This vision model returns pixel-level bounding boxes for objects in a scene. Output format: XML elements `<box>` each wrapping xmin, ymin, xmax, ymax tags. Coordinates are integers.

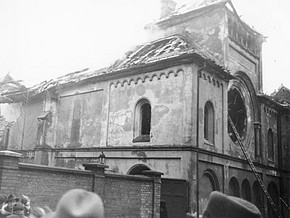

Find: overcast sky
<box><xmin>0</xmin><ymin>0</ymin><xmax>289</xmax><ymax>94</ymax></box>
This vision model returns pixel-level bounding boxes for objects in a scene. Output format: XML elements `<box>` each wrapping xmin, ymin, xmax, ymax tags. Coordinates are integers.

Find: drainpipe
<box><xmin>196</xmin><ymin>62</ymin><xmax>206</xmax><ymax>218</ymax></box>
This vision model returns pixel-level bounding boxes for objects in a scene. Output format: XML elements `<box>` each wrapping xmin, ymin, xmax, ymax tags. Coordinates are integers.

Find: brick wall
<box><xmin>0</xmin><ymin>151</ymin><xmax>161</xmax><ymax>218</ymax></box>
<box><xmin>17</xmin><ymin>164</ymin><xmax>93</xmax><ymax>208</ymax></box>
<box><xmin>103</xmin><ymin>174</ymin><xmax>153</xmax><ymax>218</ymax></box>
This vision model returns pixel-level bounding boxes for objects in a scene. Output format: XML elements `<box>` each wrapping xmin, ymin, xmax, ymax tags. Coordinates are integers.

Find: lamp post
<box><xmin>98</xmin><ymin>151</ymin><xmax>106</xmax><ymax>164</ymax></box>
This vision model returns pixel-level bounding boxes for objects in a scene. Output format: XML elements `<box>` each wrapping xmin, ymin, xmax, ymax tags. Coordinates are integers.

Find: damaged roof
<box><xmin>0</xmin><ymin>35</ymin><xmax>231</xmax><ymax>103</ymax></box>
<box><xmin>271</xmin><ymin>85</ymin><xmax>290</xmax><ymax>105</ymax></box>
<box><xmin>109</xmin><ymin>36</ymin><xmax>191</xmax><ymax>71</ymax></box>
<box><xmin>108</xmin><ymin>35</ymin><xmax>231</xmax><ymax>75</ymax></box>
<box><xmin>160</xmin><ymin>0</ymin><xmax>228</xmax><ymax>20</ymax></box>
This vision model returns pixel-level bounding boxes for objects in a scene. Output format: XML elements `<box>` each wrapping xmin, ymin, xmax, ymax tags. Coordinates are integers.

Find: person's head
<box><xmin>0</xmin><ymin>194</ymin><xmax>7</xmax><ymax>206</ymax></box>
<box><xmin>28</xmin><ymin>206</ymin><xmax>52</xmax><ymax>218</ymax></box>
<box><xmin>6</xmin><ymin>194</ymin><xmax>18</xmax><ymax>208</ymax></box>
<box><xmin>43</xmin><ymin>189</ymin><xmax>104</xmax><ymax>218</ymax></box>
<box><xmin>203</xmin><ymin>191</ymin><xmax>261</xmax><ymax>218</ymax></box>
<box><xmin>20</xmin><ymin>194</ymin><xmax>30</xmax><ymax>206</ymax></box>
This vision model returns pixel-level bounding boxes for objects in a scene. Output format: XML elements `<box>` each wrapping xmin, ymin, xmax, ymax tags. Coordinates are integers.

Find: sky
<box><xmin>0</xmin><ymin>0</ymin><xmax>289</xmax><ymax>94</ymax></box>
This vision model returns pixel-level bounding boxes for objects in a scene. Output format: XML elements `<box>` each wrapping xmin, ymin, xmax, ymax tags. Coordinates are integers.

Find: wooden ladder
<box><xmin>228</xmin><ymin>116</ymin><xmax>282</xmax><ymax>218</ymax></box>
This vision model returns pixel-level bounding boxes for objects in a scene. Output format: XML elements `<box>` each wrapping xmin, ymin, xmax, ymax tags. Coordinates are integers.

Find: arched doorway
<box><xmin>241</xmin><ymin>179</ymin><xmax>251</xmax><ymax>202</ymax></box>
<box><xmin>127</xmin><ymin>164</ymin><xmax>150</xmax><ymax>175</ymax></box>
<box><xmin>229</xmin><ymin>177</ymin><xmax>240</xmax><ymax>197</ymax></box>
<box><xmin>253</xmin><ymin>181</ymin><xmax>263</xmax><ymax>214</ymax></box>
<box><xmin>267</xmin><ymin>181</ymin><xmax>279</xmax><ymax>218</ymax></box>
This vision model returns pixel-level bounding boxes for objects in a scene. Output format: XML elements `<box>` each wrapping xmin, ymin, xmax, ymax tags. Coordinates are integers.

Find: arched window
<box><xmin>204</xmin><ymin>101</ymin><xmax>214</xmax><ymax>144</ymax></box>
<box><xmin>268</xmin><ymin>129</ymin><xmax>274</xmax><ymax>161</ymax></box>
<box><xmin>133</xmin><ymin>99</ymin><xmax>151</xmax><ymax>142</ymax></box>
<box><xmin>267</xmin><ymin>182</ymin><xmax>279</xmax><ymax>218</ymax></box>
<box><xmin>199</xmin><ymin>170</ymin><xmax>219</xmax><ymax>213</ymax></box>
<box><xmin>253</xmin><ymin>181</ymin><xmax>263</xmax><ymax>213</ymax></box>
<box><xmin>241</xmin><ymin>179</ymin><xmax>251</xmax><ymax>202</ymax></box>
<box><xmin>229</xmin><ymin>177</ymin><xmax>240</xmax><ymax>197</ymax></box>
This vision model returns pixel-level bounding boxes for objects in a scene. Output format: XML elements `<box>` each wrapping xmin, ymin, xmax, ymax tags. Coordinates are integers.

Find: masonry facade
<box><xmin>0</xmin><ymin>1</ymin><xmax>289</xmax><ymax>218</ymax></box>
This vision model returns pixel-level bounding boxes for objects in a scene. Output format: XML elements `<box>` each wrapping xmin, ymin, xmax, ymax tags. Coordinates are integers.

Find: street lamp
<box><xmin>98</xmin><ymin>151</ymin><xmax>106</xmax><ymax>164</ymax></box>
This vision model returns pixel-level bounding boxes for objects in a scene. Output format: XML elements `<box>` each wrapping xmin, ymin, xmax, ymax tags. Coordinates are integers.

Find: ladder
<box><xmin>228</xmin><ymin>116</ymin><xmax>282</xmax><ymax>218</ymax></box>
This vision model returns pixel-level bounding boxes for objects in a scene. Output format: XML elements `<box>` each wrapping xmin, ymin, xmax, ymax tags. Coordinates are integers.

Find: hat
<box><xmin>0</xmin><ymin>194</ymin><xmax>7</xmax><ymax>205</ymax></box>
<box><xmin>44</xmin><ymin>189</ymin><xmax>104</xmax><ymax>218</ymax></box>
<box><xmin>203</xmin><ymin>191</ymin><xmax>261</xmax><ymax>218</ymax></box>
<box><xmin>20</xmin><ymin>194</ymin><xmax>30</xmax><ymax>205</ymax></box>
<box><xmin>6</xmin><ymin>194</ymin><xmax>18</xmax><ymax>203</ymax></box>
<box><xmin>30</xmin><ymin>206</ymin><xmax>48</xmax><ymax>218</ymax></box>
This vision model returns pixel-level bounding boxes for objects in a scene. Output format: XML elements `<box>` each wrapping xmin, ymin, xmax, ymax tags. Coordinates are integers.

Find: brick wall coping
<box><xmin>0</xmin><ymin>150</ymin><xmax>22</xmax><ymax>157</ymax></box>
<box><xmin>105</xmin><ymin>171</ymin><xmax>154</xmax><ymax>182</ymax></box>
<box><xmin>19</xmin><ymin>163</ymin><xmax>94</xmax><ymax>175</ymax></box>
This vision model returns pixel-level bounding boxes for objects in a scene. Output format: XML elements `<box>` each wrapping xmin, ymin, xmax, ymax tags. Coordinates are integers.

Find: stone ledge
<box><xmin>19</xmin><ymin>163</ymin><xmax>94</xmax><ymax>175</ymax></box>
<box><xmin>0</xmin><ymin>150</ymin><xmax>22</xmax><ymax>157</ymax></box>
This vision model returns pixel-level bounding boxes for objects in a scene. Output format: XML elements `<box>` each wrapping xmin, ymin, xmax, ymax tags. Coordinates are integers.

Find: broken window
<box><xmin>204</xmin><ymin>101</ymin><xmax>215</xmax><ymax>144</ymax></box>
<box><xmin>228</xmin><ymin>88</ymin><xmax>247</xmax><ymax>142</ymax></box>
<box><xmin>133</xmin><ymin>99</ymin><xmax>151</xmax><ymax>142</ymax></box>
<box><xmin>267</xmin><ymin>128</ymin><xmax>274</xmax><ymax>161</ymax></box>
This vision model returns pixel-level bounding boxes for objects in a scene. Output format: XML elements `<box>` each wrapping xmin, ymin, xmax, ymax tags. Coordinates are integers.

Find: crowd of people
<box><xmin>0</xmin><ymin>193</ymin><xmax>31</xmax><ymax>218</ymax></box>
<box><xmin>0</xmin><ymin>189</ymin><xmax>104</xmax><ymax>218</ymax></box>
<box><xmin>0</xmin><ymin>189</ymin><xmax>261</xmax><ymax>218</ymax></box>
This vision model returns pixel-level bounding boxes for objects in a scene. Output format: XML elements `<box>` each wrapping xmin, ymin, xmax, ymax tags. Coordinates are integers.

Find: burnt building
<box><xmin>0</xmin><ymin>1</ymin><xmax>289</xmax><ymax>217</ymax></box>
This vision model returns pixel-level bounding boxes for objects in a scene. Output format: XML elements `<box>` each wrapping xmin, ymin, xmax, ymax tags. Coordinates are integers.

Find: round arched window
<box><xmin>228</xmin><ymin>88</ymin><xmax>247</xmax><ymax>142</ymax></box>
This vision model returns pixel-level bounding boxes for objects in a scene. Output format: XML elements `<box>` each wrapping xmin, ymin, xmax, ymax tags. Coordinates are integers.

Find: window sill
<box><xmin>133</xmin><ymin>135</ymin><xmax>150</xmax><ymax>143</ymax></box>
<box><xmin>204</xmin><ymin>139</ymin><xmax>215</xmax><ymax>147</ymax></box>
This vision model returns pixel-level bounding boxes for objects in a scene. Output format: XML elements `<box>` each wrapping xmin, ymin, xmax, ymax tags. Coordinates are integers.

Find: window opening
<box><xmin>229</xmin><ymin>177</ymin><xmax>240</xmax><ymax>197</ymax></box>
<box><xmin>141</xmin><ymin>103</ymin><xmax>151</xmax><ymax>135</ymax></box>
<box><xmin>241</xmin><ymin>179</ymin><xmax>251</xmax><ymax>202</ymax></box>
<box><xmin>268</xmin><ymin>129</ymin><xmax>274</xmax><ymax>161</ymax></box>
<box><xmin>228</xmin><ymin>88</ymin><xmax>247</xmax><ymax>142</ymax></box>
<box><xmin>267</xmin><ymin>182</ymin><xmax>279</xmax><ymax>218</ymax></box>
<box><xmin>133</xmin><ymin>99</ymin><xmax>151</xmax><ymax>142</ymax></box>
<box><xmin>253</xmin><ymin>181</ymin><xmax>263</xmax><ymax>213</ymax></box>
<box><xmin>204</xmin><ymin>101</ymin><xmax>214</xmax><ymax>144</ymax></box>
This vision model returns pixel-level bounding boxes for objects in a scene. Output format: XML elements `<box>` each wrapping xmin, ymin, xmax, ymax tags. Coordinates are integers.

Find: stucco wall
<box><xmin>108</xmin><ymin>65</ymin><xmax>193</xmax><ymax>147</ymax></box>
<box><xmin>147</xmin><ymin>8</ymin><xmax>226</xmax><ymax>67</ymax></box>
<box><xmin>7</xmin><ymin>99</ymin><xmax>43</xmax><ymax>150</ymax></box>
<box><xmin>227</xmin><ymin>43</ymin><xmax>261</xmax><ymax>92</ymax></box>
<box><xmin>260</xmin><ymin>104</ymin><xmax>278</xmax><ymax>167</ymax></box>
<box><xmin>54</xmin><ymin>83</ymin><xmax>108</xmax><ymax>148</ymax></box>
<box><xmin>198</xmin><ymin>70</ymin><xmax>227</xmax><ymax>153</ymax></box>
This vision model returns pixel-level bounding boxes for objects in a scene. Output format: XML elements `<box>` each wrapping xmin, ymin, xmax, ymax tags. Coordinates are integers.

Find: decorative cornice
<box><xmin>110</xmin><ymin>68</ymin><xmax>184</xmax><ymax>88</ymax></box>
<box><xmin>199</xmin><ymin>70</ymin><xmax>223</xmax><ymax>88</ymax></box>
<box><xmin>264</xmin><ymin>105</ymin><xmax>277</xmax><ymax>117</ymax></box>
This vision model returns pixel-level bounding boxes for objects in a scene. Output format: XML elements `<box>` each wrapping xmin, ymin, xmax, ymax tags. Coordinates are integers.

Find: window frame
<box><xmin>267</xmin><ymin>128</ymin><xmax>274</xmax><ymax>161</ymax></box>
<box><xmin>204</xmin><ymin>101</ymin><xmax>215</xmax><ymax>145</ymax></box>
<box><xmin>133</xmin><ymin>98</ymin><xmax>151</xmax><ymax>142</ymax></box>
